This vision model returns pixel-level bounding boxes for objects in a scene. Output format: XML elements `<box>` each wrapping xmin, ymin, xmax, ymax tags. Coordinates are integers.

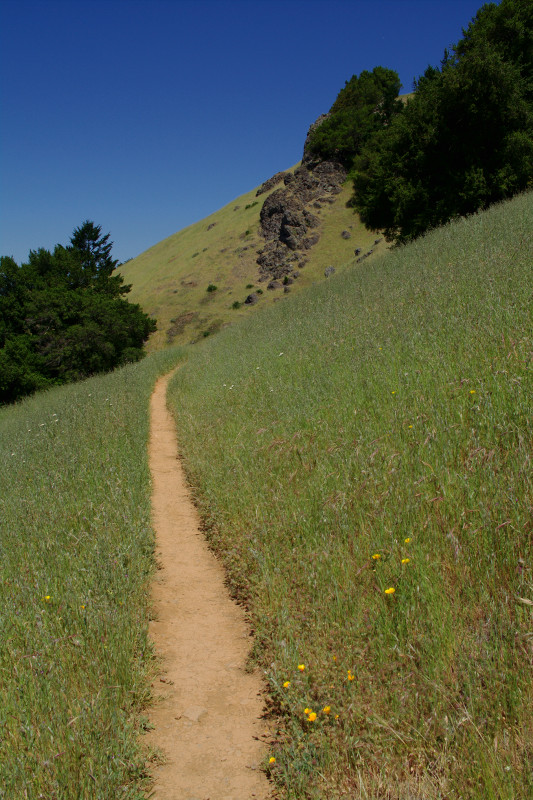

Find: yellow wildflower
<box><xmin>401</xmin><ymin>558</ymin><xmax>410</xmax><ymax>564</ymax></box>
<box><xmin>404</xmin><ymin>537</ymin><xmax>412</xmax><ymax>543</ymax></box>
<box><xmin>307</xmin><ymin>712</ymin><xmax>317</xmax><ymax>722</ymax></box>
<box><xmin>322</xmin><ymin>706</ymin><xmax>331</xmax><ymax>715</ymax></box>
<box><xmin>372</xmin><ymin>553</ymin><xmax>381</xmax><ymax>560</ymax></box>
<box><xmin>43</xmin><ymin>595</ymin><xmax>51</xmax><ymax>602</ymax></box>
<box><xmin>347</xmin><ymin>670</ymin><xmax>355</xmax><ymax>681</ymax></box>
<box><xmin>283</xmin><ymin>681</ymin><xmax>290</xmax><ymax>688</ymax></box>
<box><xmin>269</xmin><ymin>756</ymin><xmax>276</xmax><ymax>764</ymax></box>
<box><xmin>385</xmin><ymin>587</ymin><xmax>395</xmax><ymax>595</ymax></box>
<box><xmin>304</xmin><ymin>707</ymin><xmax>311</xmax><ymax>715</ymax></box>
<box><xmin>470</xmin><ymin>390</ymin><xmax>476</xmax><ymax>394</ymax></box>
<box><xmin>298</xmin><ymin>664</ymin><xmax>305</xmax><ymax>671</ymax></box>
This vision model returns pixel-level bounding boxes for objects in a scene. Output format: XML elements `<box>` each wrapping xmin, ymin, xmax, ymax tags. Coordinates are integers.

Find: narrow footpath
<box><xmin>146</xmin><ymin>372</ymin><xmax>271</xmax><ymax>800</ymax></box>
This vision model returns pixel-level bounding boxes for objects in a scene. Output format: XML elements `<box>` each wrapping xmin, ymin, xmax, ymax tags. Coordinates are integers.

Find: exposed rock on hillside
<box><xmin>256</xmin><ymin>171</ymin><xmax>291</xmax><ymax>196</ymax></box>
<box><xmin>256</xmin><ymin>127</ymin><xmax>346</xmax><ymax>284</ymax></box>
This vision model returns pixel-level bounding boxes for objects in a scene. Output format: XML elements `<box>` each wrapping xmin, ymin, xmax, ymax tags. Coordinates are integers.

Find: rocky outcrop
<box><xmin>255</xmin><ymin>153</ymin><xmax>346</xmax><ymax>283</ymax></box>
<box><xmin>256</xmin><ymin>171</ymin><xmax>291</xmax><ymax>196</ymax></box>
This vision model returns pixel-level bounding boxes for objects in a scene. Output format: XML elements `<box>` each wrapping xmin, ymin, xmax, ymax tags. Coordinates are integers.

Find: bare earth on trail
<box><xmin>146</xmin><ymin>373</ymin><xmax>272</xmax><ymax>800</ymax></box>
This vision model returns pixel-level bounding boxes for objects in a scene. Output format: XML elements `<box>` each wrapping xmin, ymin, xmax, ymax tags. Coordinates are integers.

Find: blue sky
<box><xmin>1</xmin><ymin>0</ymin><xmax>486</xmax><ymax>264</ymax></box>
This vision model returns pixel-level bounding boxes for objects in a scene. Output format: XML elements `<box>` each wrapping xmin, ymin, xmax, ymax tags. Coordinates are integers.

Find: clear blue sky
<box><xmin>1</xmin><ymin>0</ymin><xmax>486</xmax><ymax>265</ymax></box>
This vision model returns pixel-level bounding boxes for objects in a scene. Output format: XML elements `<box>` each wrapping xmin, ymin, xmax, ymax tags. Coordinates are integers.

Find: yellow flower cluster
<box><xmin>283</xmin><ymin>664</ymin><xmax>338</xmax><ymax>729</ymax></box>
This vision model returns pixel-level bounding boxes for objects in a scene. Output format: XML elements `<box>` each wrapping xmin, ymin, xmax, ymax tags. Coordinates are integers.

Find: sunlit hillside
<box><xmin>167</xmin><ymin>190</ymin><xmax>533</xmax><ymax>799</ymax></box>
<box><xmin>119</xmin><ymin>167</ymin><xmax>387</xmax><ymax>351</ymax></box>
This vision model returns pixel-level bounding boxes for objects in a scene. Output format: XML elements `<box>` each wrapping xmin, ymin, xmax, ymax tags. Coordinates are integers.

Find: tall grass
<box><xmin>0</xmin><ymin>348</ymin><xmax>183</xmax><ymax>799</ymax></box>
<box><xmin>167</xmin><ymin>192</ymin><xmax>533</xmax><ymax>799</ymax></box>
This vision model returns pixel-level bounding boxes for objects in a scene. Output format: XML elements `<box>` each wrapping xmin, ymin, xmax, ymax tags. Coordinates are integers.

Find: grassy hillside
<box><xmin>119</xmin><ymin>168</ymin><xmax>387</xmax><ymax>351</ymax></box>
<box><xmin>3</xmin><ymin>185</ymin><xmax>531</xmax><ymax>799</ymax></box>
<box><xmin>167</xmin><ymin>191</ymin><xmax>533</xmax><ymax>799</ymax></box>
<box><xmin>0</xmin><ymin>347</ymin><xmax>183</xmax><ymax>799</ymax></box>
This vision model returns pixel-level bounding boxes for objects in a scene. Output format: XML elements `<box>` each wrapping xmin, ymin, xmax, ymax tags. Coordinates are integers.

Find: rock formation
<box><xmin>255</xmin><ymin>116</ymin><xmax>346</xmax><ymax>285</ymax></box>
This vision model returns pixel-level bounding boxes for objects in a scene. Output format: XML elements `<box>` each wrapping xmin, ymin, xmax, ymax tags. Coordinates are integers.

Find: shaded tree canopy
<box><xmin>306</xmin><ymin>66</ymin><xmax>403</xmax><ymax>168</ymax></box>
<box><xmin>0</xmin><ymin>223</ymin><xmax>156</xmax><ymax>404</ymax></box>
<box><xmin>351</xmin><ymin>0</ymin><xmax>533</xmax><ymax>242</ymax></box>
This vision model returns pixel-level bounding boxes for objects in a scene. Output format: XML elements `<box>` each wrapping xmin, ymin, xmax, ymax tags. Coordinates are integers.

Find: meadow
<box><xmin>1</xmin><ymin>190</ymin><xmax>531</xmax><ymax>800</ymax></box>
<box><xmin>167</xmin><ymin>191</ymin><xmax>533</xmax><ymax>799</ymax></box>
<box><xmin>0</xmin><ymin>347</ymin><xmax>183</xmax><ymax>799</ymax></box>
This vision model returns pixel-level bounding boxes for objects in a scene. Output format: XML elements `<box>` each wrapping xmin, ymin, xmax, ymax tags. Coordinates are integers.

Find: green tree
<box><xmin>456</xmin><ymin>0</ymin><xmax>533</xmax><ymax>99</ymax></box>
<box><xmin>306</xmin><ymin>66</ymin><xmax>403</xmax><ymax>168</ymax></box>
<box><xmin>68</xmin><ymin>220</ymin><xmax>131</xmax><ymax>296</ymax></box>
<box><xmin>352</xmin><ymin>0</ymin><xmax>533</xmax><ymax>242</ymax></box>
<box><xmin>0</xmin><ymin>224</ymin><xmax>155</xmax><ymax>405</ymax></box>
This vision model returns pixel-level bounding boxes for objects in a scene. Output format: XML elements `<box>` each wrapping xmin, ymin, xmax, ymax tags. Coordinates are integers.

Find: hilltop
<box><xmin>119</xmin><ymin>67</ymin><xmax>407</xmax><ymax>350</ymax></box>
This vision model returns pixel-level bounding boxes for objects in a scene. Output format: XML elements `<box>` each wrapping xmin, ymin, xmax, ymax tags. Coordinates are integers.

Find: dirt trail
<box><xmin>146</xmin><ymin>372</ymin><xmax>271</xmax><ymax>800</ymax></box>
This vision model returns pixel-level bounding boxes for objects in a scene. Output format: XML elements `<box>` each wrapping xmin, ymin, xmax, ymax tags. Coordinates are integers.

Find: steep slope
<box><xmin>119</xmin><ymin>165</ymin><xmax>387</xmax><ymax>351</ymax></box>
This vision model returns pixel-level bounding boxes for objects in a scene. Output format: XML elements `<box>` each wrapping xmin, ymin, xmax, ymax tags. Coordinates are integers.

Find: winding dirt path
<box><xmin>146</xmin><ymin>372</ymin><xmax>271</xmax><ymax>800</ymax></box>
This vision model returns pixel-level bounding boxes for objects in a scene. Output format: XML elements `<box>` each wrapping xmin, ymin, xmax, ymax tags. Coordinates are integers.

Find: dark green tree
<box><xmin>68</xmin><ymin>220</ymin><xmax>131</xmax><ymax>296</ymax></box>
<box><xmin>0</xmin><ymin>224</ymin><xmax>155</xmax><ymax>405</ymax></box>
<box><xmin>306</xmin><ymin>66</ymin><xmax>403</xmax><ymax>168</ymax></box>
<box><xmin>352</xmin><ymin>0</ymin><xmax>533</xmax><ymax>242</ymax></box>
<box><xmin>455</xmin><ymin>0</ymin><xmax>533</xmax><ymax>99</ymax></box>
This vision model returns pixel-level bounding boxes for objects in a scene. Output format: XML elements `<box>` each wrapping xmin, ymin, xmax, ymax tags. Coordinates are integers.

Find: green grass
<box><xmin>2</xmin><ymin>189</ymin><xmax>531</xmax><ymax>798</ymax></box>
<box><xmin>167</xmin><ymin>191</ymin><xmax>533</xmax><ymax>799</ymax></box>
<box><xmin>0</xmin><ymin>347</ymin><xmax>183</xmax><ymax>799</ymax></box>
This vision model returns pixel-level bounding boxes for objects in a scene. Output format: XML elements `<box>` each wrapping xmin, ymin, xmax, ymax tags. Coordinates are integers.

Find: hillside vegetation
<box><xmin>0</xmin><ymin>346</ymin><xmax>182</xmax><ymax>799</ymax></box>
<box><xmin>0</xmin><ymin>222</ymin><xmax>156</xmax><ymax>405</ymax></box>
<box><xmin>353</xmin><ymin>0</ymin><xmax>533</xmax><ymax>242</ymax></box>
<box><xmin>119</xmin><ymin>171</ymin><xmax>387</xmax><ymax>351</ymax></box>
<box><xmin>167</xmin><ymin>191</ymin><xmax>533</xmax><ymax>799</ymax></box>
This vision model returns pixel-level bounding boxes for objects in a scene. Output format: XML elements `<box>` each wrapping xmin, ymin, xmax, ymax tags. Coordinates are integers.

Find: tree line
<box><xmin>307</xmin><ymin>0</ymin><xmax>533</xmax><ymax>243</ymax></box>
<box><xmin>0</xmin><ymin>222</ymin><xmax>156</xmax><ymax>405</ymax></box>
